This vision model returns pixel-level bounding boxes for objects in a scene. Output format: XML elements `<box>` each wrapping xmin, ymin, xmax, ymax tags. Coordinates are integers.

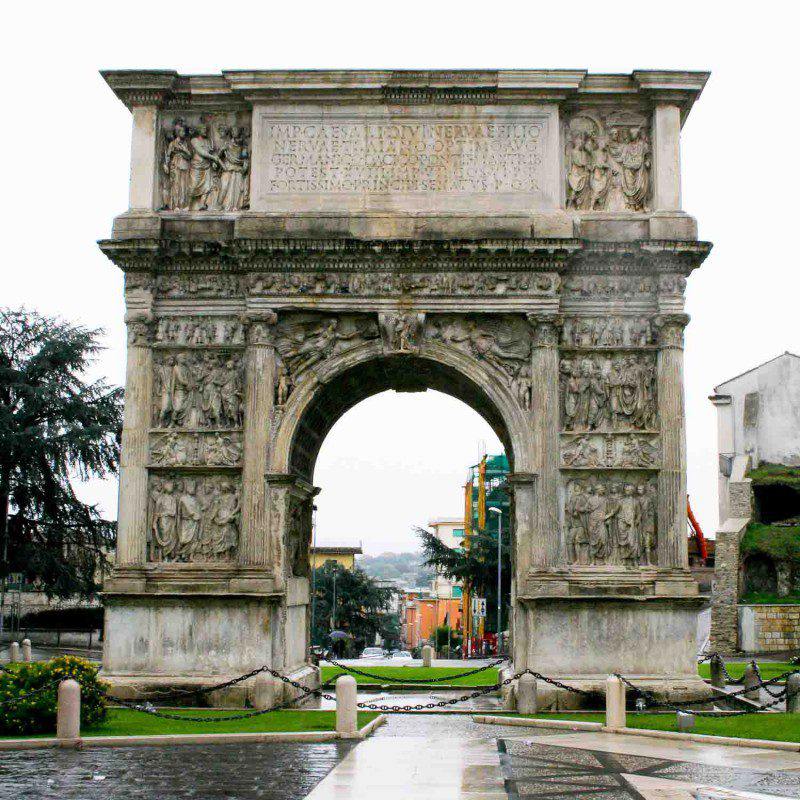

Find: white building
<box><xmin>427</xmin><ymin>518</ymin><xmax>465</xmax><ymax>599</ymax></box>
<box><xmin>710</xmin><ymin>352</ymin><xmax>800</xmax><ymax>524</ymax></box>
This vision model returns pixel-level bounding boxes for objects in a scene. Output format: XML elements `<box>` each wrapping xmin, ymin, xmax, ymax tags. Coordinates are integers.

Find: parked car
<box><xmin>359</xmin><ymin>647</ymin><xmax>385</xmax><ymax>659</ymax></box>
<box><xmin>390</xmin><ymin>650</ymin><xmax>412</xmax><ymax>660</ymax></box>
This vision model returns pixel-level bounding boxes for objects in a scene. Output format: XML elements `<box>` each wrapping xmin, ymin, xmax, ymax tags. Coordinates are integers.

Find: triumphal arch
<box><xmin>99</xmin><ymin>68</ymin><xmax>711</xmax><ymax>705</ymax></box>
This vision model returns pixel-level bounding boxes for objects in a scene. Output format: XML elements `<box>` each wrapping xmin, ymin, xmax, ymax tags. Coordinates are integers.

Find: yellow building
<box><xmin>309</xmin><ymin>545</ymin><xmax>363</xmax><ymax>570</ymax></box>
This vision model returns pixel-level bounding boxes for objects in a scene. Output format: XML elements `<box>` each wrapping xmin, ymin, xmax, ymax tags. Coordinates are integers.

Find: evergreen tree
<box><xmin>415</xmin><ymin>526</ymin><xmax>511</xmax><ymax>634</ymax></box>
<box><xmin>0</xmin><ymin>309</ymin><xmax>123</xmax><ymax>606</ymax></box>
<box><xmin>311</xmin><ymin>561</ymin><xmax>398</xmax><ymax>653</ymax></box>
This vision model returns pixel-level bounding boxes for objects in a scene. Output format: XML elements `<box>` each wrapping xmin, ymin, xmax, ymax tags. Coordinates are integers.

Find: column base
<box><xmin>103</xmin><ymin>664</ymin><xmax>320</xmax><ymax>709</ymax></box>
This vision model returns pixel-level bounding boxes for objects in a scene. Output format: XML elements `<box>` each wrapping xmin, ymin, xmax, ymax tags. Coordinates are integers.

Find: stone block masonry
<box><xmin>739</xmin><ymin>604</ymin><xmax>800</xmax><ymax>652</ymax></box>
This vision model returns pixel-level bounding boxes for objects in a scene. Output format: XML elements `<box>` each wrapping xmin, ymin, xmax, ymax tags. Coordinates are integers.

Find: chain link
<box><xmin>326</xmin><ymin>657</ymin><xmax>507</xmax><ymax>684</ymax></box>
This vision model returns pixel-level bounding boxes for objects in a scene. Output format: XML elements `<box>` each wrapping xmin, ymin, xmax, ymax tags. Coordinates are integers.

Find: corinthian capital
<box><xmin>654</xmin><ymin>313</ymin><xmax>690</xmax><ymax>348</ymax></box>
<box><xmin>246</xmin><ymin>309</ymin><xmax>278</xmax><ymax>346</ymax></box>
<box><xmin>125</xmin><ymin>311</ymin><xmax>153</xmax><ymax>346</ymax></box>
<box><xmin>526</xmin><ymin>313</ymin><xmax>563</xmax><ymax>347</ymax></box>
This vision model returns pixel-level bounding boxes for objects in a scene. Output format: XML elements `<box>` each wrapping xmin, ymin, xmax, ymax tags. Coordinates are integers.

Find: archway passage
<box><xmin>288</xmin><ymin>355</ymin><xmax>515</xmax><ymax>483</ymax></box>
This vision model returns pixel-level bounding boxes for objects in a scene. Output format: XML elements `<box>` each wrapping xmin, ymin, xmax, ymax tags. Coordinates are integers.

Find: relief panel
<box><xmin>559</xmin><ymin>353</ymin><xmax>657</xmax><ymax>432</ymax></box>
<box><xmin>563</xmin><ymin>473</ymin><xmax>657</xmax><ymax>567</ymax></box>
<box><xmin>565</xmin><ymin>109</ymin><xmax>651</xmax><ymax>212</ymax></box>
<box><xmin>152</xmin><ymin>351</ymin><xmax>244</xmax><ymax>429</ymax></box>
<box><xmin>149</xmin><ymin>473</ymin><xmax>241</xmax><ymax>563</ymax></box>
<box><xmin>561</xmin><ymin>433</ymin><xmax>660</xmax><ymax>469</ymax></box>
<box><xmin>149</xmin><ymin>431</ymin><xmax>242</xmax><ymax>468</ymax></box>
<box><xmin>159</xmin><ymin>112</ymin><xmax>251</xmax><ymax>212</ymax></box>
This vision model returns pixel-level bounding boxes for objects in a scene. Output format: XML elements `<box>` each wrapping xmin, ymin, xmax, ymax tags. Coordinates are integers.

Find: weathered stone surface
<box><xmin>99</xmin><ymin>67</ymin><xmax>711</xmax><ymax>704</ymax></box>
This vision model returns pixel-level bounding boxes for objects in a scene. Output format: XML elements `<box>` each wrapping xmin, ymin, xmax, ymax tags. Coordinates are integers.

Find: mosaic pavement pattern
<box><xmin>498</xmin><ymin>739</ymin><xmax>800</xmax><ymax>799</ymax></box>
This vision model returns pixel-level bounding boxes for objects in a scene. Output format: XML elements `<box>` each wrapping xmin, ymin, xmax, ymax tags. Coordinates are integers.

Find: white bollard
<box><xmin>335</xmin><ymin>675</ymin><xmax>359</xmax><ymax>739</ymax></box>
<box><xmin>516</xmin><ymin>673</ymin><xmax>538</xmax><ymax>715</ymax></box>
<box><xmin>787</xmin><ymin>673</ymin><xmax>800</xmax><ymax>714</ymax></box>
<box><xmin>605</xmin><ymin>675</ymin><xmax>626</xmax><ymax>729</ymax></box>
<box><xmin>251</xmin><ymin>672</ymin><xmax>277</xmax><ymax>711</ymax></box>
<box><xmin>21</xmin><ymin>639</ymin><xmax>32</xmax><ymax>663</ymax></box>
<box><xmin>676</xmin><ymin>711</ymin><xmax>695</xmax><ymax>732</ymax></box>
<box><xmin>56</xmin><ymin>679</ymin><xmax>81</xmax><ymax>744</ymax></box>
<box><xmin>421</xmin><ymin>644</ymin><xmax>433</xmax><ymax>668</ymax></box>
<box><xmin>9</xmin><ymin>642</ymin><xmax>19</xmax><ymax>663</ymax></box>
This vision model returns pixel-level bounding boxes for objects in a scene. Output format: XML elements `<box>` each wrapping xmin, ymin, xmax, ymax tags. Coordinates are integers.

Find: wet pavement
<box><xmin>0</xmin><ymin>741</ymin><xmax>355</xmax><ymax>800</ymax></box>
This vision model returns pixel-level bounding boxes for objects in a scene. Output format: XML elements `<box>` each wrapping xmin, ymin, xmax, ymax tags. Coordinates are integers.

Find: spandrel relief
<box><xmin>561</xmin><ymin>433</ymin><xmax>660</xmax><ymax>469</ymax></box>
<box><xmin>150</xmin><ymin>431</ymin><xmax>242</xmax><ymax>467</ymax></box>
<box><xmin>560</xmin><ymin>353</ymin><xmax>656</xmax><ymax>432</ymax></box>
<box><xmin>153</xmin><ymin>351</ymin><xmax>243</xmax><ymax>429</ymax></box>
<box><xmin>379</xmin><ymin>312</ymin><xmax>425</xmax><ymax>353</ymax></box>
<box><xmin>561</xmin><ymin>317</ymin><xmax>654</xmax><ymax>348</ymax></box>
<box><xmin>274</xmin><ymin>313</ymin><xmax>379</xmax><ymax>382</ymax></box>
<box><xmin>564</xmin><ymin>474</ymin><xmax>657</xmax><ymax>567</ymax></box>
<box><xmin>426</xmin><ymin>315</ymin><xmax>533</xmax><ymax>408</ymax></box>
<box><xmin>565</xmin><ymin>110</ymin><xmax>651</xmax><ymax>212</ymax></box>
<box><xmin>159</xmin><ymin>113</ymin><xmax>251</xmax><ymax>212</ymax></box>
<box><xmin>154</xmin><ymin>317</ymin><xmax>246</xmax><ymax>346</ymax></box>
<box><xmin>149</xmin><ymin>474</ymin><xmax>240</xmax><ymax>563</ymax></box>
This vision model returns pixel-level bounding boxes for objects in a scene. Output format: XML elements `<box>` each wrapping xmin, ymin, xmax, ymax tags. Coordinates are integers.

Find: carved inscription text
<box><xmin>263</xmin><ymin>121</ymin><xmax>545</xmax><ymax>194</ymax></box>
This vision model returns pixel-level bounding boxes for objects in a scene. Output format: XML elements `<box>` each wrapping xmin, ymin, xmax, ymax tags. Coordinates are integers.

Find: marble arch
<box><xmin>99</xmin><ymin>67</ymin><xmax>713</xmax><ymax>706</ymax></box>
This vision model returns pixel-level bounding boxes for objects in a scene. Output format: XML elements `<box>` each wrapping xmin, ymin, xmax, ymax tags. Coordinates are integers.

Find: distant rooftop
<box><xmin>310</xmin><ymin>545</ymin><xmax>363</xmax><ymax>555</ymax></box>
<box><xmin>714</xmin><ymin>352</ymin><xmax>800</xmax><ymax>393</ymax></box>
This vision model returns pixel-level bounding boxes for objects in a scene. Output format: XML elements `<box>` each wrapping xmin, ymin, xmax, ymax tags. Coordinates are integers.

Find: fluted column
<box><xmin>239</xmin><ymin>310</ymin><xmax>278</xmax><ymax>566</ymax></box>
<box><xmin>116</xmin><ymin>316</ymin><xmax>153</xmax><ymax>566</ymax></box>
<box><xmin>655</xmin><ymin>313</ymin><xmax>690</xmax><ymax>569</ymax></box>
<box><xmin>527</xmin><ymin>314</ymin><xmax>562</xmax><ymax>568</ymax></box>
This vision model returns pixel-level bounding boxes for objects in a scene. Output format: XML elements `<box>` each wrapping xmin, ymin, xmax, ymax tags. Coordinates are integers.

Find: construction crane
<box><xmin>687</xmin><ymin>496</ymin><xmax>708</xmax><ymax>565</ymax></box>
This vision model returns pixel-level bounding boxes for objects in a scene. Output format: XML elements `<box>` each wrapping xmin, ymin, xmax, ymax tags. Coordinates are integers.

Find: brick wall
<box><xmin>738</xmin><ymin>604</ymin><xmax>800</xmax><ymax>652</ymax></box>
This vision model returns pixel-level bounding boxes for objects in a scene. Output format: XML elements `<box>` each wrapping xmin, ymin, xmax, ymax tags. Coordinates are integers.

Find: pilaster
<box><xmin>527</xmin><ymin>314</ymin><xmax>563</xmax><ymax>567</ymax></box>
<box><xmin>116</xmin><ymin>314</ymin><xmax>153</xmax><ymax>566</ymax></box>
<box><xmin>655</xmin><ymin>313</ymin><xmax>690</xmax><ymax>568</ymax></box>
<box><xmin>652</xmin><ymin>101</ymin><xmax>683</xmax><ymax>212</ymax></box>
<box><xmin>239</xmin><ymin>310</ymin><xmax>278</xmax><ymax>566</ymax></box>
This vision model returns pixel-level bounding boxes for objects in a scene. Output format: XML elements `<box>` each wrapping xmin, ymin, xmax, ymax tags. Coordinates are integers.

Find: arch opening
<box><xmin>288</xmin><ymin>354</ymin><xmax>515</xmax><ymax>483</ymax></box>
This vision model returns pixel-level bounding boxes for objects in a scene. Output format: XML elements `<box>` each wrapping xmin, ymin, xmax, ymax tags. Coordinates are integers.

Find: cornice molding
<box><xmin>98</xmin><ymin>237</ymin><xmax>712</xmax><ymax>274</ymax></box>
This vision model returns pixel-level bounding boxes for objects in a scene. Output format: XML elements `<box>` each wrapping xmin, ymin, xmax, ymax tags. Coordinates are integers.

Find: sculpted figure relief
<box><xmin>379</xmin><ymin>312</ymin><xmax>425</xmax><ymax>353</ymax></box>
<box><xmin>285</xmin><ymin>497</ymin><xmax>313</xmax><ymax>578</ymax></box>
<box><xmin>246</xmin><ymin>271</ymin><xmax>560</xmax><ymax>298</ymax></box>
<box><xmin>561</xmin><ymin>433</ymin><xmax>660</xmax><ymax>469</ymax></box>
<box><xmin>161</xmin><ymin>116</ymin><xmax>250</xmax><ymax>212</ymax></box>
<box><xmin>274</xmin><ymin>313</ymin><xmax>380</xmax><ymax>379</ymax></box>
<box><xmin>157</xmin><ymin>274</ymin><xmax>242</xmax><ymax>299</ymax></box>
<box><xmin>560</xmin><ymin>354</ymin><xmax>656</xmax><ymax>432</ymax></box>
<box><xmin>149</xmin><ymin>475</ymin><xmax>240</xmax><ymax>562</ymax></box>
<box><xmin>563</xmin><ymin>275</ymin><xmax>655</xmax><ymax>300</ymax></box>
<box><xmin>565</xmin><ymin>476</ymin><xmax>657</xmax><ymax>567</ymax></box>
<box><xmin>153</xmin><ymin>351</ymin><xmax>243</xmax><ymax>429</ymax></box>
<box><xmin>150</xmin><ymin>431</ymin><xmax>242</xmax><ymax>467</ymax></box>
<box><xmin>566</xmin><ymin>111</ymin><xmax>651</xmax><ymax>212</ymax></box>
<box><xmin>155</xmin><ymin>317</ymin><xmax>246</xmax><ymax>346</ymax></box>
<box><xmin>561</xmin><ymin>316</ymin><xmax>654</xmax><ymax>348</ymax></box>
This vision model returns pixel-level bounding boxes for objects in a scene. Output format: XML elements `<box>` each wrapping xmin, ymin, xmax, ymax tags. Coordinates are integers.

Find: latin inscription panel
<box><xmin>252</xmin><ymin>106</ymin><xmax>558</xmax><ymax>213</ymax></box>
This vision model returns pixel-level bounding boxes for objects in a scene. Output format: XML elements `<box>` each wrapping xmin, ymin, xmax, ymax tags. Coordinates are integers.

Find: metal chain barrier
<box><xmin>614</xmin><ymin>669</ymin><xmax>799</xmax><ymax>717</ymax></box>
<box><xmin>105</xmin><ymin>668</ymin><xmax>338</xmax><ymax>723</ymax></box>
<box><xmin>0</xmin><ymin>676</ymin><xmax>64</xmax><ymax>709</ymax></box>
<box><xmin>750</xmin><ymin>660</ymin><xmax>787</xmax><ymax>699</ymax></box>
<box><xmin>326</xmin><ymin>657</ymin><xmax>508</xmax><ymax>684</ymax></box>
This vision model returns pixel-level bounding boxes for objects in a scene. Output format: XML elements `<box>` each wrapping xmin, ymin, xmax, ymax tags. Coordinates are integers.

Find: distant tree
<box><xmin>432</xmin><ymin>624</ymin><xmax>462</xmax><ymax>651</ymax></box>
<box><xmin>311</xmin><ymin>561</ymin><xmax>397</xmax><ymax>653</ymax></box>
<box><xmin>0</xmin><ymin>309</ymin><xmax>123</xmax><ymax>607</ymax></box>
<box><xmin>415</xmin><ymin>526</ymin><xmax>511</xmax><ymax>634</ymax></box>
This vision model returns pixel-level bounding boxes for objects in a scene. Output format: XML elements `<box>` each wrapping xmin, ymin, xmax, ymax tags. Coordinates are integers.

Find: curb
<box><xmin>0</xmin><ymin>713</ymin><xmax>387</xmax><ymax>751</ymax></box>
<box><xmin>471</xmin><ymin>715</ymin><xmax>800</xmax><ymax>752</ymax></box>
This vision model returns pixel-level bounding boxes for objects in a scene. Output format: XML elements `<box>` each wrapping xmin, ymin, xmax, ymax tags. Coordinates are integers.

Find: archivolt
<box><xmin>269</xmin><ymin>341</ymin><xmax>533</xmax><ymax>482</ymax></box>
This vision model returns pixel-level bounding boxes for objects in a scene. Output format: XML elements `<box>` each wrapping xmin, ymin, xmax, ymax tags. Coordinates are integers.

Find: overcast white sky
<box><xmin>2</xmin><ymin>2</ymin><xmax>798</xmax><ymax>555</ymax></box>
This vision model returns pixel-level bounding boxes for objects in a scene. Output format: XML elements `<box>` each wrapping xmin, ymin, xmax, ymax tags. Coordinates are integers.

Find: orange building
<box><xmin>403</xmin><ymin>592</ymin><xmax>463</xmax><ymax>649</ymax></box>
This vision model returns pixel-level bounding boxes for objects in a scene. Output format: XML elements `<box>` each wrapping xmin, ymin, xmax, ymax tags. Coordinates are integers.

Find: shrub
<box><xmin>0</xmin><ymin>655</ymin><xmax>107</xmax><ymax>735</ymax></box>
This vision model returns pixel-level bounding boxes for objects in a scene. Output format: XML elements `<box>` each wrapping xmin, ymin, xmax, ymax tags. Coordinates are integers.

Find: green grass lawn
<box><xmin>1</xmin><ymin>709</ymin><xmax>379</xmax><ymax>739</ymax></box>
<box><xmin>320</xmin><ymin>665</ymin><xmax>500</xmax><ymax>686</ymax></box>
<box><xmin>509</xmin><ymin>712</ymin><xmax>800</xmax><ymax>744</ymax></box>
<box><xmin>697</xmin><ymin>662</ymin><xmax>797</xmax><ymax>682</ymax></box>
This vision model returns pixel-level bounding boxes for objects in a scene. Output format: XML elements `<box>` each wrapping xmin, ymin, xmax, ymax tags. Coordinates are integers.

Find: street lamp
<box><xmin>488</xmin><ymin>506</ymin><xmax>503</xmax><ymax>656</ymax></box>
